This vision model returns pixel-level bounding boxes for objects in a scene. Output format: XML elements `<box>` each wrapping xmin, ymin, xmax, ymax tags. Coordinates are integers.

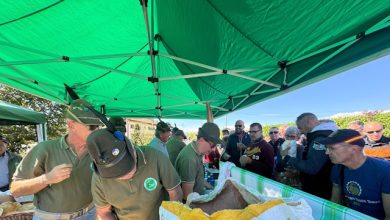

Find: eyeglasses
<box><xmin>235</xmin><ymin>125</ymin><xmax>243</xmax><ymax>128</ymax></box>
<box><xmin>249</xmin><ymin>130</ymin><xmax>260</xmax><ymax>133</ymax></box>
<box><xmin>269</xmin><ymin>131</ymin><xmax>279</xmax><ymax>134</ymax></box>
<box><xmin>366</xmin><ymin>129</ymin><xmax>383</xmax><ymax>134</ymax></box>
<box><xmin>286</xmin><ymin>135</ymin><xmax>297</xmax><ymax>139</ymax></box>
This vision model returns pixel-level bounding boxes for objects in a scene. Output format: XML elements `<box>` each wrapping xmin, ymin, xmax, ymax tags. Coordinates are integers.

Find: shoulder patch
<box><xmin>312</xmin><ymin>142</ymin><xmax>326</xmax><ymax>151</ymax></box>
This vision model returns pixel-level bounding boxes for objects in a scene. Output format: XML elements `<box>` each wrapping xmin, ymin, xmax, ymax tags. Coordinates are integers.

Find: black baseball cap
<box><xmin>87</xmin><ymin>129</ymin><xmax>135</xmax><ymax>178</ymax></box>
<box><xmin>318</xmin><ymin>129</ymin><xmax>365</xmax><ymax>147</ymax></box>
<box><xmin>198</xmin><ymin>122</ymin><xmax>222</xmax><ymax>145</ymax></box>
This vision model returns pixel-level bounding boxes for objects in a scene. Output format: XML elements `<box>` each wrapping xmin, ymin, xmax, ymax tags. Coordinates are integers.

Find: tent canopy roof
<box><xmin>0</xmin><ymin>101</ymin><xmax>46</xmax><ymax>125</ymax></box>
<box><xmin>0</xmin><ymin>1</ymin><xmax>389</xmax><ymax>119</ymax></box>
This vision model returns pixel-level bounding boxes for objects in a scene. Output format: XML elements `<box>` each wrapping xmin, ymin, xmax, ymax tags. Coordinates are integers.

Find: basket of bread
<box><xmin>0</xmin><ymin>202</ymin><xmax>35</xmax><ymax>220</ymax></box>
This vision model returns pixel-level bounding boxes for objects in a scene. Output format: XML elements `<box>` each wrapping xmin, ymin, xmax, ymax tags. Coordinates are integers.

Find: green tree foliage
<box><xmin>262</xmin><ymin>112</ymin><xmax>390</xmax><ymax>137</ymax></box>
<box><xmin>0</xmin><ymin>85</ymin><xmax>67</xmax><ymax>153</ymax></box>
<box><xmin>130</xmin><ymin>123</ymin><xmax>154</xmax><ymax>146</ymax></box>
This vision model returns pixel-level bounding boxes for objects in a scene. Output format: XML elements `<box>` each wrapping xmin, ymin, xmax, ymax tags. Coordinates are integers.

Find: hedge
<box><xmin>262</xmin><ymin>112</ymin><xmax>390</xmax><ymax>137</ymax></box>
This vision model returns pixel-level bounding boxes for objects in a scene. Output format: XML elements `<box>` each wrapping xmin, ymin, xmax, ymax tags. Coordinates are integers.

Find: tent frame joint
<box><xmin>356</xmin><ymin>32</ymin><xmax>365</xmax><ymax>39</ymax></box>
<box><xmin>147</xmin><ymin>50</ymin><xmax>158</xmax><ymax>56</ymax></box>
<box><xmin>62</xmin><ymin>56</ymin><xmax>70</xmax><ymax>62</ymax></box>
<box><xmin>148</xmin><ymin>76</ymin><xmax>159</xmax><ymax>83</ymax></box>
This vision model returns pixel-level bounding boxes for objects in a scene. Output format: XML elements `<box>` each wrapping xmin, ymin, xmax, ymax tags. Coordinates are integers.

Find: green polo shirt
<box><xmin>13</xmin><ymin>136</ymin><xmax>93</xmax><ymax>213</ymax></box>
<box><xmin>175</xmin><ymin>141</ymin><xmax>205</xmax><ymax>195</ymax></box>
<box><xmin>166</xmin><ymin>137</ymin><xmax>186</xmax><ymax>166</ymax></box>
<box><xmin>92</xmin><ymin>147</ymin><xmax>181</xmax><ymax>220</ymax></box>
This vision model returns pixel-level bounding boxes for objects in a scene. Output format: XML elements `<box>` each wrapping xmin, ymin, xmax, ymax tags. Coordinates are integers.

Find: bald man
<box><xmin>223</xmin><ymin>120</ymin><xmax>251</xmax><ymax>167</ymax></box>
<box><xmin>363</xmin><ymin>122</ymin><xmax>390</xmax><ymax>148</ymax></box>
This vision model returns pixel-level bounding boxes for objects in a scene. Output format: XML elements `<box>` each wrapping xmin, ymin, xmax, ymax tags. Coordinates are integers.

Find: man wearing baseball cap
<box><xmin>318</xmin><ymin>129</ymin><xmax>390</xmax><ymax>220</ymax></box>
<box><xmin>87</xmin><ymin>129</ymin><xmax>182</xmax><ymax>220</ymax></box>
<box><xmin>0</xmin><ymin>136</ymin><xmax>22</xmax><ymax>192</ymax></box>
<box><xmin>166</xmin><ymin>129</ymin><xmax>187</xmax><ymax>166</ymax></box>
<box><xmin>11</xmin><ymin>99</ymin><xmax>103</xmax><ymax>220</ymax></box>
<box><xmin>175</xmin><ymin>122</ymin><xmax>222</xmax><ymax>200</ymax></box>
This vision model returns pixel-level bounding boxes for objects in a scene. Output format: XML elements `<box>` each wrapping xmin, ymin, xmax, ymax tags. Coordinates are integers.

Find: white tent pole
<box><xmin>159</xmin><ymin>53</ymin><xmax>222</xmax><ymax>72</ymax></box>
<box><xmin>227</xmin><ymin>71</ymin><xmax>280</xmax><ymax>88</ymax></box>
<box><xmin>0</xmin><ymin>40</ymin><xmax>147</xmax><ymax>80</ymax></box>
<box><xmin>140</xmin><ymin>0</ymin><xmax>161</xmax><ymax>117</ymax></box>
<box><xmin>159</xmin><ymin>71</ymin><xmax>223</xmax><ymax>81</ymax></box>
<box><xmin>0</xmin><ymin>57</ymin><xmax>65</xmax><ymax>102</ymax></box>
<box><xmin>231</xmin><ymin>69</ymin><xmax>280</xmax><ymax>111</ymax></box>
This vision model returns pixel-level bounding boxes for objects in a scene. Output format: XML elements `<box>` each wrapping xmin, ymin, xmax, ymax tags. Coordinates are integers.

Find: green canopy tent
<box><xmin>0</xmin><ymin>100</ymin><xmax>47</xmax><ymax>141</ymax></box>
<box><xmin>0</xmin><ymin>1</ymin><xmax>389</xmax><ymax>119</ymax></box>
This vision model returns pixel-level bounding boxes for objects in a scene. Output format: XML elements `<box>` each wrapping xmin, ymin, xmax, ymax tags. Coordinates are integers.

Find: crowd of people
<box><xmin>1</xmin><ymin>99</ymin><xmax>390</xmax><ymax>219</ymax></box>
<box><xmin>220</xmin><ymin>114</ymin><xmax>390</xmax><ymax>220</ymax></box>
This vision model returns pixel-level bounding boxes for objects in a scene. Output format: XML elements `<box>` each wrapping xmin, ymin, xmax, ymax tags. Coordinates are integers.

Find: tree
<box><xmin>130</xmin><ymin>123</ymin><xmax>154</xmax><ymax>146</ymax></box>
<box><xmin>0</xmin><ymin>85</ymin><xmax>67</xmax><ymax>153</ymax></box>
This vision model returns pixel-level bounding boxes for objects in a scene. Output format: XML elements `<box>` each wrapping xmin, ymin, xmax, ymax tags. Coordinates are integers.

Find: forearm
<box><xmin>168</xmin><ymin>186</ymin><xmax>183</xmax><ymax>202</ymax></box>
<box><xmin>97</xmin><ymin>212</ymin><xmax>116</xmax><ymax>220</ymax></box>
<box><xmin>288</xmin><ymin>153</ymin><xmax>327</xmax><ymax>174</ymax></box>
<box><xmin>181</xmin><ymin>183</ymin><xmax>194</xmax><ymax>201</ymax></box>
<box><xmin>10</xmin><ymin>175</ymin><xmax>48</xmax><ymax>198</ymax></box>
<box><xmin>96</xmin><ymin>206</ymin><xmax>116</xmax><ymax>220</ymax></box>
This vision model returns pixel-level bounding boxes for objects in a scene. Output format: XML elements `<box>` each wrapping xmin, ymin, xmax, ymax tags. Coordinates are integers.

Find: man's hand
<box><xmin>237</xmin><ymin>143</ymin><xmax>247</xmax><ymax>151</ymax></box>
<box><xmin>44</xmin><ymin>164</ymin><xmax>73</xmax><ymax>184</ymax></box>
<box><xmin>239</xmin><ymin>155</ymin><xmax>251</xmax><ymax>167</ymax></box>
<box><xmin>281</xmin><ymin>146</ymin><xmax>291</xmax><ymax>157</ymax></box>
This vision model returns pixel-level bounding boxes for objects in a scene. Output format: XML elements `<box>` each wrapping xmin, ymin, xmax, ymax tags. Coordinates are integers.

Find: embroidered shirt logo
<box><xmin>312</xmin><ymin>142</ymin><xmax>326</xmax><ymax>150</ymax></box>
<box><xmin>144</xmin><ymin>177</ymin><xmax>158</xmax><ymax>191</ymax></box>
<box><xmin>346</xmin><ymin>181</ymin><xmax>362</xmax><ymax>196</ymax></box>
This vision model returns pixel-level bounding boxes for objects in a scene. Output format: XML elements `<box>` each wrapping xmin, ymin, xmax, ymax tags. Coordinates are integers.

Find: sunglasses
<box><xmin>249</xmin><ymin>130</ymin><xmax>260</xmax><ymax>133</ymax></box>
<box><xmin>269</xmin><ymin>131</ymin><xmax>279</xmax><ymax>134</ymax></box>
<box><xmin>235</xmin><ymin>125</ymin><xmax>243</xmax><ymax>128</ymax></box>
<box><xmin>366</xmin><ymin>129</ymin><xmax>383</xmax><ymax>134</ymax></box>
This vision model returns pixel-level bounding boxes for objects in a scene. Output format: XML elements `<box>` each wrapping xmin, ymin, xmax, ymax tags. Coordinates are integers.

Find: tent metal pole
<box><xmin>0</xmin><ymin>57</ymin><xmax>65</xmax><ymax>102</ymax></box>
<box><xmin>231</xmin><ymin>69</ymin><xmax>280</xmax><ymax>110</ymax></box>
<box><xmin>213</xmin><ymin>99</ymin><xmax>231</xmax><ymax>117</ymax></box>
<box><xmin>0</xmin><ymin>73</ymin><xmax>63</xmax><ymax>89</ymax></box>
<box><xmin>0</xmin><ymin>40</ymin><xmax>147</xmax><ymax>80</ymax></box>
<box><xmin>167</xmin><ymin>109</ymin><xmax>203</xmax><ymax>118</ymax></box>
<box><xmin>74</xmin><ymin>61</ymin><xmax>147</xmax><ymax>80</ymax></box>
<box><xmin>227</xmin><ymin>71</ymin><xmax>280</xmax><ymax>88</ymax></box>
<box><xmin>250</xmin><ymin>88</ymin><xmax>280</xmax><ymax>96</ymax></box>
<box><xmin>70</xmin><ymin>53</ymin><xmax>148</xmax><ymax>60</ymax></box>
<box><xmin>0</xmin><ymin>58</ymin><xmax>64</xmax><ymax>66</ymax></box>
<box><xmin>197</xmin><ymin>102</ymin><xmax>228</xmax><ymax>112</ymax></box>
<box><xmin>0</xmin><ymin>53</ymin><xmax>148</xmax><ymax>66</ymax></box>
<box><xmin>160</xmin><ymin>67</ymin><xmax>263</xmax><ymax>81</ymax></box>
<box><xmin>159</xmin><ymin>53</ymin><xmax>222</xmax><ymax>72</ymax></box>
<box><xmin>140</xmin><ymin>0</ymin><xmax>161</xmax><ymax>118</ymax></box>
<box><xmin>159</xmin><ymin>71</ymin><xmax>223</xmax><ymax>81</ymax></box>
<box><xmin>289</xmin><ymin>38</ymin><xmax>360</xmax><ymax>86</ymax></box>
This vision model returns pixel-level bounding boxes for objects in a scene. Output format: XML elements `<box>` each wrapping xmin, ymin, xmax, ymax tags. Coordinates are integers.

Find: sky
<box><xmin>166</xmin><ymin>55</ymin><xmax>390</xmax><ymax>132</ymax></box>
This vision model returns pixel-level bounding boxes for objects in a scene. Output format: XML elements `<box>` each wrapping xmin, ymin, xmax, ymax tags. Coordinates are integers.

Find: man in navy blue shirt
<box><xmin>318</xmin><ymin>129</ymin><xmax>390</xmax><ymax>220</ymax></box>
<box><xmin>223</xmin><ymin>120</ymin><xmax>251</xmax><ymax>167</ymax></box>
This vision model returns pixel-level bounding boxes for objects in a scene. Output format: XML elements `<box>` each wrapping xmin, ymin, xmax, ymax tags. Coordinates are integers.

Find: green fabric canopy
<box><xmin>0</xmin><ymin>100</ymin><xmax>46</xmax><ymax>125</ymax></box>
<box><xmin>0</xmin><ymin>1</ymin><xmax>389</xmax><ymax>119</ymax></box>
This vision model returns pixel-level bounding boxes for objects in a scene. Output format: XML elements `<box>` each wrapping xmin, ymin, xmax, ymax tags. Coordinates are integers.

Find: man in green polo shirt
<box><xmin>87</xmin><ymin>128</ymin><xmax>182</xmax><ymax>220</ymax></box>
<box><xmin>166</xmin><ymin>129</ymin><xmax>187</xmax><ymax>165</ymax></box>
<box><xmin>175</xmin><ymin>122</ymin><xmax>222</xmax><ymax>200</ymax></box>
<box><xmin>11</xmin><ymin>99</ymin><xmax>103</xmax><ymax>220</ymax></box>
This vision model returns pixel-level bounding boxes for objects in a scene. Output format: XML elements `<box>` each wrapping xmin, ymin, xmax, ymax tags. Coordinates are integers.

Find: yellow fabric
<box><xmin>161</xmin><ymin>199</ymin><xmax>285</xmax><ymax>220</ymax></box>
